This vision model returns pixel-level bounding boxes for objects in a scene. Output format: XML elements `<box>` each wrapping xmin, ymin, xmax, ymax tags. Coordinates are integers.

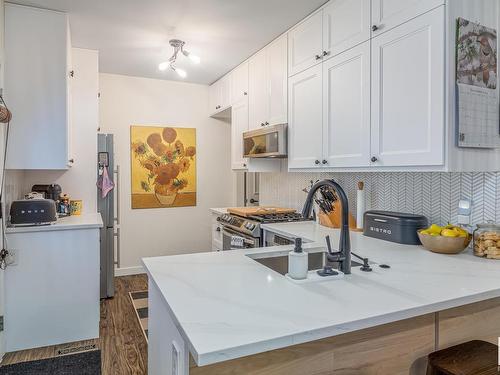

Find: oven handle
<box><xmin>222</xmin><ymin>226</ymin><xmax>258</xmax><ymax>245</ymax></box>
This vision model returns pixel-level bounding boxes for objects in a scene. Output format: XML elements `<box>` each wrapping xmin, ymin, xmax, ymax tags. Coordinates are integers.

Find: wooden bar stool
<box><xmin>427</xmin><ymin>340</ymin><xmax>499</xmax><ymax>375</ymax></box>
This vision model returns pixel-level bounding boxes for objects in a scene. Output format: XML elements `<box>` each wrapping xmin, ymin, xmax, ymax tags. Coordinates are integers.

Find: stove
<box><xmin>217</xmin><ymin>211</ymin><xmax>310</xmax><ymax>250</ymax></box>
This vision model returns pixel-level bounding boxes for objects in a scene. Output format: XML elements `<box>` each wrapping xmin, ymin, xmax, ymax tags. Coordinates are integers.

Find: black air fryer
<box><xmin>363</xmin><ymin>210</ymin><xmax>428</xmax><ymax>245</ymax></box>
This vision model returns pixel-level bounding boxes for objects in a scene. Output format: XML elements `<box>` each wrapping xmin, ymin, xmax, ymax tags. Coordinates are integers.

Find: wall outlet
<box><xmin>5</xmin><ymin>249</ymin><xmax>17</xmax><ymax>266</ymax></box>
<box><xmin>171</xmin><ymin>341</ymin><xmax>181</xmax><ymax>375</ymax></box>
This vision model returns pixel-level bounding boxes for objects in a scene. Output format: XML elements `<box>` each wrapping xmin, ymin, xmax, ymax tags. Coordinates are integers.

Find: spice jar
<box><xmin>473</xmin><ymin>222</ymin><xmax>500</xmax><ymax>259</ymax></box>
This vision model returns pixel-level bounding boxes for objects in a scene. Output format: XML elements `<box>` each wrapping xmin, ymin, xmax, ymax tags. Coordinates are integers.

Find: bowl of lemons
<box><xmin>417</xmin><ymin>224</ymin><xmax>471</xmax><ymax>254</ymax></box>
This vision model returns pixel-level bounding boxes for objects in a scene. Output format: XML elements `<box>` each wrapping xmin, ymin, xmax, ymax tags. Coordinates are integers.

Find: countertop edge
<box><xmin>195</xmin><ymin>289</ymin><xmax>500</xmax><ymax>366</ymax></box>
<box><xmin>6</xmin><ymin>213</ymin><xmax>104</xmax><ymax>234</ymax></box>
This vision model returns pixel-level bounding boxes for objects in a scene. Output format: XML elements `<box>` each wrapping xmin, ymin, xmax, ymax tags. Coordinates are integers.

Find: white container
<box><xmin>288</xmin><ymin>238</ymin><xmax>308</xmax><ymax>280</ymax></box>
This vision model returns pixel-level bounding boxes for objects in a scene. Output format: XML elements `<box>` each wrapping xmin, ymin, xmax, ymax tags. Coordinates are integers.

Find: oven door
<box><xmin>222</xmin><ymin>226</ymin><xmax>260</xmax><ymax>250</ymax></box>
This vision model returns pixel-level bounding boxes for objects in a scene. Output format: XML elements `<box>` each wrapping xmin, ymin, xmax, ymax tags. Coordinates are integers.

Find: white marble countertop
<box><xmin>209</xmin><ymin>207</ymin><xmax>228</xmax><ymax>215</ymax></box>
<box><xmin>6</xmin><ymin>213</ymin><xmax>104</xmax><ymax>234</ymax></box>
<box><xmin>142</xmin><ymin>221</ymin><xmax>500</xmax><ymax>366</ymax></box>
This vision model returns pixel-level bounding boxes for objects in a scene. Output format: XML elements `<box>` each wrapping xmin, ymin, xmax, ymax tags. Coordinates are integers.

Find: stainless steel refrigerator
<box><xmin>97</xmin><ymin>134</ymin><xmax>119</xmax><ymax>299</ymax></box>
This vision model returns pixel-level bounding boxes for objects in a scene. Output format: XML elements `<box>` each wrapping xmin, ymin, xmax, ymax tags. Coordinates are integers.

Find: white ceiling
<box><xmin>10</xmin><ymin>0</ymin><xmax>327</xmax><ymax>84</ymax></box>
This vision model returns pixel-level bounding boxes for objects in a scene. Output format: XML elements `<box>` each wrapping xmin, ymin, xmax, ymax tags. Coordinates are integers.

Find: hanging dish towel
<box><xmin>97</xmin><ymin>166</ymin><xmax>115</xmax><ymax>198</ymax></box>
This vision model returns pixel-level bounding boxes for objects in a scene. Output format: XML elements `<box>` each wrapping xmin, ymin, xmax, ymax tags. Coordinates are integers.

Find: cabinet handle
<box><xmin>322</xmin><ymin>51</ymin><xmax>330</xmax><ymax>57</ymax></box>
<box><xmin>315</xmin><ymin>160</ymin><xmax>320</xmax><ymax>165</ymax></box>
<box><xmin>371</xmin><ymin>156</ymin><xmax>378</xmax><ymax>162</ymax></box>
<box><xmin>243</xmin><ymin>163</ymin><xmax>247</xmax><ymax>168</ymax></box>
<box><xmin>216</xmin><ymin>227</ymin><xmax>221</xmax><ymax>232</ymax></box>
<box><xmin>265</xmin><ymin>121</ymin><xmax>269</xmax><ymax>125</ymax></box>
<box><xmin>261</xmin><ymin>123</ymin><xmax>265</xmax><ymax>127</ymax></box>
<box><xmin>243</xmin><ymin>92</ymin><xmax>248</xmax><ymax>96</ymax></box>
<box><xmin>322</xmin><ymin>160</ymin><xmax>328</xmax><ymax>165</ymax></box>
<box><xmin>315</xmin><ymin>54</ymin><xmax>322</xmax><ymax>60</ymax></box>
<box><xmin>372</xmin><ymin>25</ymin><xmax>379</xmax><ymax>32</ymax></box>
<box><xmin>68</xmin><ymin>158</ymin><xmax>75</xmax><ymax>164</ymax></box>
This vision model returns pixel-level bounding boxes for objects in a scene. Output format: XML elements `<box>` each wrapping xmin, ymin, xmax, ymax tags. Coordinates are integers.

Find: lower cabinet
<box><xmin>5</xmin><ymin>227</ymin><xmax>100</xmax><ymax>351</ymax></box>
<box><xmin>211</xmin><ymin>212</ymin><xmax>223</xmax><ymax>251</ymax></box>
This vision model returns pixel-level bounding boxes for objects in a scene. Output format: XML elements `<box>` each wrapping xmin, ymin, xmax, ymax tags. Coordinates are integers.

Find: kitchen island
<box><xmin>143</xmin><ymin>221</ymin><xmax>500</xmax><ymax>375</ymax></box>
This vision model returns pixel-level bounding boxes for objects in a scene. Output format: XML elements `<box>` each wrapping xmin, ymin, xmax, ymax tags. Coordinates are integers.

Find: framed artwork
<box><xmin>130</xmin><ymin>125</ymin><xmax>196</xmax><ymax>209</ymax></box>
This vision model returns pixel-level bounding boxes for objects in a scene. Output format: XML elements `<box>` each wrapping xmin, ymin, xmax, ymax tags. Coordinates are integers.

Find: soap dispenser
<box><xmin>288</xmin><ymin>238</ymin><xmax>308</xmax><ymax>280</ymax></box>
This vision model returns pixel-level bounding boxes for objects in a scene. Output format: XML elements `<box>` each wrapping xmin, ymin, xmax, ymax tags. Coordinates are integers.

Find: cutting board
<box><xmin>227</xmin><ymin>206</ymin><xmax>296</xmax><ymax>217</ymax></box>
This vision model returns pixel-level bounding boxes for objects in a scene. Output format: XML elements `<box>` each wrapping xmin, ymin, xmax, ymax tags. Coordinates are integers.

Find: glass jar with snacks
<box><xmin>473</xmin><ymin>222</ymin><xmax>500</xmax><ymax>259</ymax></box>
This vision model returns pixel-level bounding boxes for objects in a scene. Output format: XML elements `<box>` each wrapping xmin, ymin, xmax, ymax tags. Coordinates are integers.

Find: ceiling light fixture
<box><xmin>158</xmin><ymin>39</ymin><xmax>200</xmax><ymax>78</ymax></box>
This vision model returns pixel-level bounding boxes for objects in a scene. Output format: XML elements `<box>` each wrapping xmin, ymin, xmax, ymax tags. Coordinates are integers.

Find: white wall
<box><xmin>21</xmin><ymin>48</ymin><xmax>99</xmax><ymax>213</ymax></box>
<box><xmin>99</xmin><ymin>73</ymin><xmax>233</xmax><ymax>270</ymax></box>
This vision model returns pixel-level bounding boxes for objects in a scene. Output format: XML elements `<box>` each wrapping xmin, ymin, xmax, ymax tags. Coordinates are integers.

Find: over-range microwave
<box><xmin>243</xmin><ymin>123</ymin><xmax>287</xmax><ymax>158</ymax></box>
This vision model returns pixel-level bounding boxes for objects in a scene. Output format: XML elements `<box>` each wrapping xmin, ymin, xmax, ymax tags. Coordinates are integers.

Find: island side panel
<box><xmin>438</xmin><ymin>297</ymin><xmax>500</xmax><ymax>349</ymax></box>
<box><xmin>148</xmin><ymin>276</ymin><xmax>190</xmax><ymax>375</ymax></box>
<box><xmin>190</xmin><ymin>314</ymin><xmax>435</xmax><ymax>375</ymax></box>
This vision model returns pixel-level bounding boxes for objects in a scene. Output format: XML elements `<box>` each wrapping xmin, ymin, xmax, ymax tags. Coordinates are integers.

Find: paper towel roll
<box><xmin>356</xmin><ymin>182</ymin><xmax>365</xmax><ymax>230</ymax></box>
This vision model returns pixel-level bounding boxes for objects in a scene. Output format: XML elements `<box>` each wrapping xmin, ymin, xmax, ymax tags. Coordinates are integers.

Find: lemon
<box><xmin>428</xmin><ymin>224</ymin><xmax>443</xmax><ymax>235</ymax></box>
<box><xmin>441</xmin><ymin>228</ymin><xmax>459</xmax><ymax>237</ymax></box>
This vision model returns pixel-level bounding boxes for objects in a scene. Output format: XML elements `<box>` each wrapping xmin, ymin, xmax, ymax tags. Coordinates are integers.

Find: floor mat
<box><xmin>0</xmin><ymin>350</ymin><xmax>101</xmax><ymax>375</ymax></box>
<box><xmin>129</xmin><ymin>290</ymin><xmax>149</xmax><ymax>342</ymax></box>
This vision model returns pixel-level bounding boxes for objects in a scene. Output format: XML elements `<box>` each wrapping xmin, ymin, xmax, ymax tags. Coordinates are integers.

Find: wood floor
<box><xmin>2</xmin><ymin>275</ymin><xmax>149</xmax><ymax>375</ymax></box>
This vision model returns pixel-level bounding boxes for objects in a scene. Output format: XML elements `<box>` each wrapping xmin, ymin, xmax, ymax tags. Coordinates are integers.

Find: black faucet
<box><xmin>302</xmin><ymin>179</ymin><xmax>351</xmax><ymax>275</ymax></box>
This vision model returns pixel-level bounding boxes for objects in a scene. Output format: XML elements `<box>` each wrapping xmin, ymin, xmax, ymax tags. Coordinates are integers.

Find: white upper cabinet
<box><xmin>323</xmin><ymin>0</ymin><xmax>370</xmax><ymax>58</ymax></box>
<box><xmin>249</xmin><ymin>35</ymin><xmax>288</xmax><ymax>130</ymax></box>
<box><xmin>249</xmin><ymin>49</ymin><xmax>268</xmax><ymax>129</ymax></box>
<box><xmin>231</xmin><ymin>61</ymin><xmax>249</xmax><ymax>104</ymax></box>
<box><xmin>288</xmin><ymin>11</ymin><xmax>323</xmax><ymax>77</ymax></box>
<box><xmin>266</xmin><ymin>36</ymin><xmax>288</xmax><ymax>126</ymax></box>
<box><xmin>209</xmin><ymin>74</ymin><xmax>232</xmax><ymax>116</ymax></box>
<box><xmin>371</xmin><ymin>6</ymin><xmax>445</xmax><ymax>167</ymax></box>
<box><xmin>5</xmin><ymin>4</ymin><xmax>72</xmax><ymax>170</ymax></box>
<box><xmin>371</xmin><ymin>0</ymin><xmax>444</xmax><ymax>36</ymax></box>
<box><xmin>323</xmin><ymin>41</ymin><xmax>371</xmax><ymax>168</ymax></box>
<box><xmin>288</xmin><ymin>64</ymin><xmax>323</xmax><ymax>169</ymax></box>
<box><xmin>231</xmin><ymin>98</ymin><xmax>249</xmax><ymax>170</ymax></box>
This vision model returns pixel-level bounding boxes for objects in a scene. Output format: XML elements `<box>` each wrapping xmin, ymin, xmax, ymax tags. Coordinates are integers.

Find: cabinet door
<box><xmin>288</xmin><ymin>65</ymin><xmax>323</xmax><ymax>169</ymax></box>
<box><xmin>288</xmin><ymin>10</ymin><xmax>323</xmax><ymax>77</ymax></box>
<box><xmin>323</xmin><ymin>41</ymin><xmax>370</xmax><ymax>168</ymax></box>
<box><xmin>371</xmin><ymin>0</ymin><xmax>444</xmax><ymax>36</ymax></box>
<box><xmin>219</xmin><ymin>74</ymin><xmax>232</xmax><ymax>110</ymax></box>
<box><xmin>267</xmin><ymin>35</ymin><xmax>288</xmax><ymax>126</ymax></box>
<box><xmin>371</xmin><ymin>6</ymin><xmax>444</xmax><ymax>167</ymax></box>
<box><xmin>323</xmin><ymin>0</ymin><xmax>370</xmax><ymax>58</ymax></box>
<box><xmin>231</xmin><ymin>61</ymin><xmax>249</xmax><ymax>104</ymax></box>
<box><xmin>231</xmin><ymin>98</ymin><xmax>249</xmax><ymax>170</ymax></box>
<box><xmin>248</xmin><ymin>50</ymin><xmax>268</xmax><ymax>130</ymax></box>
<box><xmin>209</xmin><ymin>81</ymin><xmax>220</xmax><ymax>115</ymax></box>
<box><xmin>5</xmin><ymin>4</ymin><xmax>69</xmax><ymax>169</ymax></box>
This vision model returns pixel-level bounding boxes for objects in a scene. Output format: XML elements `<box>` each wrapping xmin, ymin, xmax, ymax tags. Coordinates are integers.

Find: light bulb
<box><xmin>175</xmin><ymin>68</ymin><xmax>187</xmax><ymax>78</ymax></box>
<box><xmin>158</xmin><ymin>62</ymin><xmax>169</xmax><ymax>71</ymax></box>
<box><xmin>188</xmin><ymin>54</ymin><xmax>200</xmax><ymax>64</ymax></box>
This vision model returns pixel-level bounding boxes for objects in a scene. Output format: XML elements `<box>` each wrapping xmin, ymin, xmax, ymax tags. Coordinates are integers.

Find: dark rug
<box><xmin>0</xmin><ymin>350</ymin><xmax>101</xmax><ymax>375</ymax></box>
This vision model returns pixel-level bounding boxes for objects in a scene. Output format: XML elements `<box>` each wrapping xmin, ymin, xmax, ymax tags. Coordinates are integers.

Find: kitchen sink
<box><xmin>253</xmin><ymin>252</ymin><xmax>362</xmax><ymax>276</ymax></box>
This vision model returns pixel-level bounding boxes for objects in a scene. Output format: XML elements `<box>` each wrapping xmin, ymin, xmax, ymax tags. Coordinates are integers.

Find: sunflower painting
<box><xmin>130</xmin><ymin>126</ymin><xmax>196</xmax><ymax>209</ymax></box>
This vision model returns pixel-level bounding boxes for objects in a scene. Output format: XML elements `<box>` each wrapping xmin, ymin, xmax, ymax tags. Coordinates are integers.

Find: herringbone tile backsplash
<box><xmin>259</xmin><ymin>172</ymin><xmax>500</xmax><ymax>226</ymax></box>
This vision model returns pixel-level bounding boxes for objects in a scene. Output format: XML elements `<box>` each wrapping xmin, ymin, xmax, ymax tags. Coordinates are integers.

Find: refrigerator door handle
<box><xmin>114</xmin><ymin>164</ymin><xmax>120</xmax><ymax>225</ymax></box>
<box><xmin>114</xmin><ymin>227</ymin><xmax>121</xmax><ymax>268</ymax></box>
